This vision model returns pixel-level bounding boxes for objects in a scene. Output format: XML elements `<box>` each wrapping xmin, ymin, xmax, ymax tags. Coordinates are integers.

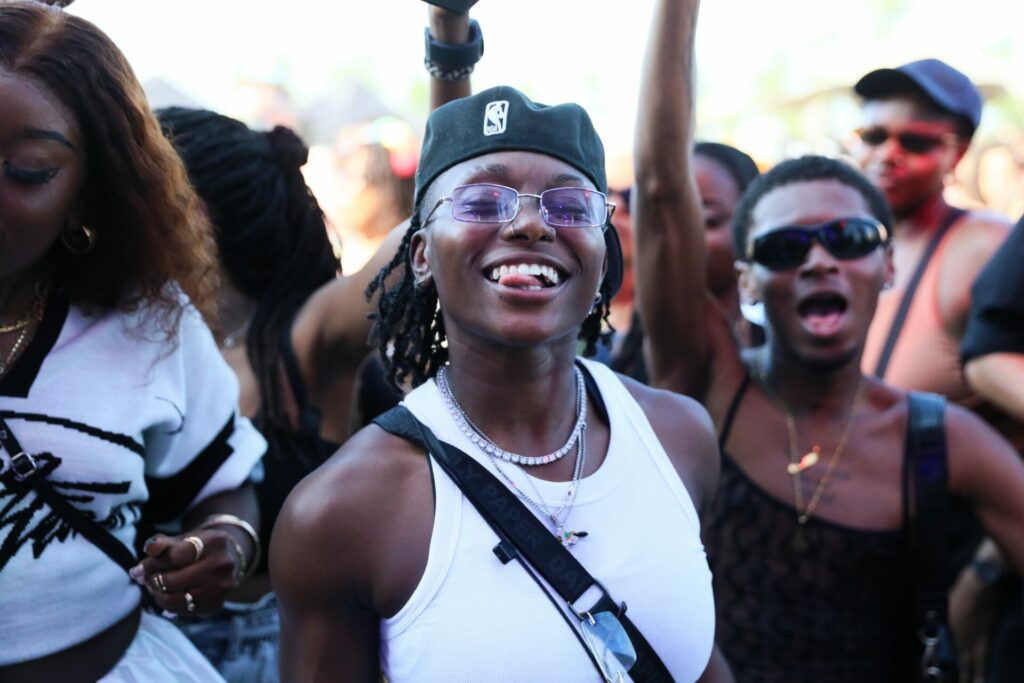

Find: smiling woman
<box><xmin>0</xmin><ymin>3</ymin><xmax>265</xmax><ymax>681</ymax></box>
<box><xmin>272</xmin><ymin>83</ymin><xmax>721</xmax><ymax>682</ymax></box>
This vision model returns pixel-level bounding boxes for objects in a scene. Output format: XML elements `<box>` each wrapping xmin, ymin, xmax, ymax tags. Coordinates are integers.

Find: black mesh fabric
<box><xmin>704</xmin><ymin>455</ymin><xmax>914</xmax><ymax>682</ymax></box>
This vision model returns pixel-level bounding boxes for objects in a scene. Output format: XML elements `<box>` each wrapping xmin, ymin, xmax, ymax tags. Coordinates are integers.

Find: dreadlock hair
<box><xmin>366</xmin><ymin>198</ymin><xmax>613</xmax><ymax>392</ymax></box>
<box><xmin>732</xmin><ymin>155</ymin><xmax>894</xmax><ymax>260</ymax></box>
<box><xmin>157</xmin><ymin>107</ymin><xmax>340</xmax><ymax>458</ymax></box>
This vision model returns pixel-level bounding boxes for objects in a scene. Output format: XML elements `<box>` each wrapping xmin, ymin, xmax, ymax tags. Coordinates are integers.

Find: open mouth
<box><xmin>486</xmin><ymin>262</ymin><xmax>563</xmax><ymax>291</ymax></box>
<box><xmin>798</xmin><ymin>293</ymin><xmax>848</xmax><ymax>335</ymax></box>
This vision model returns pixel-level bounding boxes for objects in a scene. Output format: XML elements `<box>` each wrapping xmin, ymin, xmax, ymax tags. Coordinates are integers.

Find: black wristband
<box><xmin>424</xmin><ymin>18</ymin><xmax>484</xmax><ymax>68</ymax></box>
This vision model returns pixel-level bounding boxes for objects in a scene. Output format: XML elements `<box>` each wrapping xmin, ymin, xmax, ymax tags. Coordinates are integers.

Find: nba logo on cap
<box><xmin>483</xmin><ymin>100</ymin><xmax>509</xmax><ymax>136</ymax></box>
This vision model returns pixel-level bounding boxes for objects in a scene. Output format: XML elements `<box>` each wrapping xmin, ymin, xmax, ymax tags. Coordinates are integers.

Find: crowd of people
<box><xmin>2</xmin><ymin>0</ymin><xmax>1024</xmax><ymax>681</ymax></box>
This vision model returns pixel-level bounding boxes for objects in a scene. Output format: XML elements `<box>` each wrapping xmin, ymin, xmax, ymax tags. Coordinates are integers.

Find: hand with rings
<box><xmin>128</xmin><ymin>528</ymin><xmax>242</xmax><ymax>617</ymax></box>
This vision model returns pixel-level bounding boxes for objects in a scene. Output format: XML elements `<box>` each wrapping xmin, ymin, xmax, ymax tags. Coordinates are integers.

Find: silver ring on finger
<box><xmin>184</xmin><ymin>591</ymin><xmax>196</xmax><ymax>613</ymax></box>
<box><xmin>153</xmin><ymin>572</ymin><xmax>167</xmax><ymax>593</ymax></box>
<box><xmin>184</xmin><ymin>535</ymin><xmax>204</xmax><ymax>563</ymax></box>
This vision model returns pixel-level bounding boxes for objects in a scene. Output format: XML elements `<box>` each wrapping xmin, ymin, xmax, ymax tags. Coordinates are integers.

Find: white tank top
<box><xmin>380</xmin><ymin>359</ymin><xmax>715</xmax><ymax>682</ymax></box>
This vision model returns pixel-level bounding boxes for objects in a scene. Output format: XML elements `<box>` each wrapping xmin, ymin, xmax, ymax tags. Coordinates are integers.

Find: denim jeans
<box><xmin>177</xmin><ymin>592</ymin><xmax>279</xmax><ymax>683</ymax></box>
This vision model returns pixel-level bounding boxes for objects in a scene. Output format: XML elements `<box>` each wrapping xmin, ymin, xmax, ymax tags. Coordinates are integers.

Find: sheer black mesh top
<box><xmin>704</xmin><ymin>375</ymin><xmax>914</xmax><ymax>683</ymax></box>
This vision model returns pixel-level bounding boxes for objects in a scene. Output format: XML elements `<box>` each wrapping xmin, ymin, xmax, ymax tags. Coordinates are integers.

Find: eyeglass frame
<box><xmin>421</xmin><ymin>182</ymin><xmax>616</xmax><ymax>231</ymax></box>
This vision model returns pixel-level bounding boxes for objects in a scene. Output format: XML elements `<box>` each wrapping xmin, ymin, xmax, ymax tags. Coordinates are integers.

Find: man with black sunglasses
<box><xmin>634</xmin><ymin>6</ymin><xmax>1024</xmax><ymax>681</ymax></box>
<box><xmin>851</xmin><ymin>59</ymin><xmax>1011</xmax><ymax>404</ymax></box>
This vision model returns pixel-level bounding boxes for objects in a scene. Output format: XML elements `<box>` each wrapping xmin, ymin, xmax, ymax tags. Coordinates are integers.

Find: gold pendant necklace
<box><xmin>756</xmin><ymin>356</ymin><xmax>865</xmax><ymax>554</ymax></box>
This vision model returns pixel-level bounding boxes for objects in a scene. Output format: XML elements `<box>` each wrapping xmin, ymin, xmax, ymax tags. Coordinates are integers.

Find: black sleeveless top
<box><xmin>251</xmin><ymin>327</ymin><xmax>339</xmax><ymax>574</ymax></box>
<box><xmin>705</xmin><ymin>374</ymin><xmax>915</xmax><ymax>682</ymax></box>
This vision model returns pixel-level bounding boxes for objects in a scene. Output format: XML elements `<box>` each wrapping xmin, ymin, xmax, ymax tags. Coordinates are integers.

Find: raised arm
<box><xmin>426</xmin><ymin>3</ymin><xmax>479</xmax><ymax>110</ymax></box>
<box><xmin>633</xmin><ymin>0</ymin><xmax>712</xmax><ymax>396</ymax></box>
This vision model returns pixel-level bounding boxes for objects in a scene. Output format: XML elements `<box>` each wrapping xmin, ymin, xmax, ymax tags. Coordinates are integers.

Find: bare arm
<box><xmin>427</xmin><ymin>5</ymin><xmax>475</xmax><ymax>110</ymax></box>
<box><xmin>273</xmin><ymin>428</ymin><xmax>434</xmax><ymax>682</ymax></box>
<box><xmin>294</xmin><ymin>220</ymin><xmax>408</xmax><ymax>368</ymax></box>
<box><xmin>948</xmin><ymin>404</ymin><xmax>1024</xmax><ymax>572</ymax></box>
<box><xmin>633</xmin><ymin>0</ymin><xmax>711</xmax><ymax>395</ymax></box>
<box><xmin>965</xmin><ymin>352</ymin><xmax>1024</xmax><ymax>423</ymax></box>
<box><xmin>272</xmin><ymin>468</ymin><xmax>379</xmax><ymax>682</ymax></box>
<box><xmin>939</xmin><ymin>215</ymin><xmax>1010</xmax><ymax>339</ymax></box>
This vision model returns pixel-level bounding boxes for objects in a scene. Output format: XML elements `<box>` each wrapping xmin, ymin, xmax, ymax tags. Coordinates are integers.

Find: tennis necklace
<box><xmin>436</xmin><ymin>366</ymin><xmax>589</xmax><ymax>546</ymax></box>
<box><xmin>756</xmin><ymin>356</ymin><xmax>865</xmax><ymax>554</ymax></box>
<box><xmin>437</xmin><ymin>365</ymin><xmax>586</xmax><ymax>467</ymax></box>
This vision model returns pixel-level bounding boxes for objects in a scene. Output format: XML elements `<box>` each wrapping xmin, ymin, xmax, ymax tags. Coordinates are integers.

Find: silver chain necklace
<box><xmin>436</xmin><ymin>366</ymin><xmax>589</xmax><ymax>546</ymax></box>
<box><xmin>436</xmin><ymin>365</ymin><xmax>586</xmax><ymax>467</ymax></box>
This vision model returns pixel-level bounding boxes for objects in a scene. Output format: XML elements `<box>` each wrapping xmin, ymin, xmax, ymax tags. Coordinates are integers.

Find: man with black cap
<box><xmin>272</xmin><ymin>73</ymin><xmax>721</xmax><ymax>683</ymax></box>
<box><xmin>853</xmin><ymin>59</ymin><xmax>1011</xmax><ymax>405</ymax></box>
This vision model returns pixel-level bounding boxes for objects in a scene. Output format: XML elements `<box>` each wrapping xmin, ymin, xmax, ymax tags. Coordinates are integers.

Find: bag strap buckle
<box><xmin>10</xmin><ymin>451</ymin><xmax>38</xmax><ymax>481</ymax></box>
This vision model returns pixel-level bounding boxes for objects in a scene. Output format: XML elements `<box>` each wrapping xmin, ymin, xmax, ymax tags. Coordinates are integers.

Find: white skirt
<box><xmin>99</xmin><ymin>611</ymin><xmax>226</xmax><ymax>682</ymax></box>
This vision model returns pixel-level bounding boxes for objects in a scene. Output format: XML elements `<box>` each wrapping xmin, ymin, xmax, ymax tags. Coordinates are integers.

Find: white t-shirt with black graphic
<box><xmin>0</xmin><ymin>292</ymin><xmax>266</xmax><ymax>665</ymax></box>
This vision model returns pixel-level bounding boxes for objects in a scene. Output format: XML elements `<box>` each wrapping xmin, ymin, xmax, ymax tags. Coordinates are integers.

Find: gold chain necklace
<box><xmin>0</xmin><ymin>281</ymin><xmax>49</xmax><ymax>378</ymax></box>
<box><xmin>0</xmin><ymin>315</ymin><xmax>33</xmax><ymax>335</ymax></box>
<box><xmin>756</xmin><ymin>355</ymin><xmax>866</xmax><ymax>553</ymax></box>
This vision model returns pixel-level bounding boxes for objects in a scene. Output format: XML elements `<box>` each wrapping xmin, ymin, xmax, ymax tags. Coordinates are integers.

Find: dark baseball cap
<box><xmin>854</xmin><ymin>58</ymin><xmax>982</xmax><ymax>134</ymax></box>
<box><xmin>415</xmin><ymin>85</ymin><xmax>623</xmax><ymax>298</ymax></box>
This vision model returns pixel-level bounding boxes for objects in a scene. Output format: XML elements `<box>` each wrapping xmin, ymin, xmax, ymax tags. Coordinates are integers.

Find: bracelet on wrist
<box><xmin>199</xmin><ymin>513</ymin><xmax>261</xmax><ymax>583</ymax></box>
<box><xmin>424</xmin><ymin>18</ymin><xmax>484</xmax><ymax>81</ymax></box>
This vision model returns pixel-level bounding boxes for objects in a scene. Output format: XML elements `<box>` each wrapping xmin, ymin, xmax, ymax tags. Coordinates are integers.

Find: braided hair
<box><xmin>157</xmin><ymin>107</ymin><xmax>339</xmax><ymax>455</ymax></box>
<box><xmin>366</xmin><ymin>199</ymin><xmax>613</xmax><ymax>392</ymax></box>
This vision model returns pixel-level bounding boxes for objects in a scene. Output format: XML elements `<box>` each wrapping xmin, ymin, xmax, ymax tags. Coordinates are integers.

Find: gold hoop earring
<box><xmin>61</xmin><ymin>224</ymin><xmax>96</xmax><ymax>254</ymax></box>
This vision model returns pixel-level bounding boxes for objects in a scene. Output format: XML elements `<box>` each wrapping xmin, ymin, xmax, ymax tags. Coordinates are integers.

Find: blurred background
<box><xmin>70</xmin><ymin>0</ymin><xmax>1024</xmax><ymax>270</ymax></box>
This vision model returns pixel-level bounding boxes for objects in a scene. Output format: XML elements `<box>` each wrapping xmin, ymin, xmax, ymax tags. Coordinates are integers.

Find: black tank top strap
<box><xmin>575</xmin><ymin>360</ymin><xmax>608</xmax><ymax>425</ymax></box>
<box><xmin>718</xmin><ymin>371</ymin><xmax>751</xmax><ymax>450</ymax></box>
<box><xmin>278</xmin><ymin>321</ymin><xmax>322</xmax><ymax>437</ymax></box>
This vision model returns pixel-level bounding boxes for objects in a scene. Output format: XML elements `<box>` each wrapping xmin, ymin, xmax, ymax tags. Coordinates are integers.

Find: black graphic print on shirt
<box><xmin>0</xmin><ymin>453</ymin><xmax>137</xmax><ymax>572</ymax></box>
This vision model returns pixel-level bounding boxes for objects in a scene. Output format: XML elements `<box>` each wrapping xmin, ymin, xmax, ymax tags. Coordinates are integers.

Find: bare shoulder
<box><xmin>946</xmin><ymin>210</ymin><xmax>1011</xmax><ymax>265</ymax></box>
<box><xmin>271</xmin><ymin>424</ymin><xmax>430</xmax><ymax>609</ymax></box>
<box><xmin>618</xmin><ymin>373</ymin><xmax>720</xmax><ymax>513</ymax></box>
<box><xmin>937</xmin><ymin>401</ymin><xmax>1019</xmax><ymax>481</ymax></box>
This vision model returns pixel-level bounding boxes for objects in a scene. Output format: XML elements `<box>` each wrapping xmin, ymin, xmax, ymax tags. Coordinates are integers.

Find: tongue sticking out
<box><xmin>498</xmin><ymin>272</ymin><xmax>546</xmax><ymax>289</ymax></box>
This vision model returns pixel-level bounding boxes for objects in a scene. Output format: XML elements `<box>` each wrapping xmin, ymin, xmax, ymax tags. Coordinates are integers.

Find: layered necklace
<box><xmin>756</xmin><ymin>355</ymin><xmax>865</xmax><ymax>554</ymax></box>
<box><xmin>436</xmin><ymin>366</ymin><xmax>589</xmax><ymax>546</ymax></box>
<box><xmin>0</xmin><ymin>281</ymin><xmax>49</xmax><ymax>378</ymax></box>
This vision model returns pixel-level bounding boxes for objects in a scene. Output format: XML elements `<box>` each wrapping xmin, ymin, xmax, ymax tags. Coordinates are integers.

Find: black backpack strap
<box><xmin>906</xmin><ymin>391</ymin><xmax>958</xmax><ymax>681</ymax></box>
<box><xmin>0</xmin><ymin>416</ymin><xmax>137</xmax><ymax>572</ymax></box>
<box><xmin>875</xmin><ymin>208</ymin><xmax>965</xmax><ymax>378</ymax></box>
<box><xmin>372</xmin><ymin>404</ymin><xmax>674</xmax><ymax>682</ymax></box>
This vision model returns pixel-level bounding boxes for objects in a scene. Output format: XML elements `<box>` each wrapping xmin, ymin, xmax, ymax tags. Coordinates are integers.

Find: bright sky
<box><xmin>70</xmin><ymin>0</ymin><xmax>1024</xmax><ymax>164</ymax></box>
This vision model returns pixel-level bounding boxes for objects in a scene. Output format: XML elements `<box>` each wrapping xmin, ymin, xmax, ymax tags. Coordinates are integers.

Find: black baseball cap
<box><xmin>415</xmin><ymin>85</ymin><xmax>623</xmax><ymax>298</ymax></box>
<box><xmin>854</xmin><ymin>58</ymin><xmax>982</xmax><ymax>134</ymax></box>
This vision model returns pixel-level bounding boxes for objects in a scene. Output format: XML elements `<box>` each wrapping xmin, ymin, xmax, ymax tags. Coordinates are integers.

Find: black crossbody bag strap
<box><xmin>875</xmin><ymin>208</ymin><xmax>966</xmax><ymax>378</ymax></box>
<box><xmin>373</xmin><ymin>405</ymin><xmax>674</xmax><ymax>682</ymax></box>
<box><xmin>906</xmin><ymin>391</ymin><xmax>958</xmax><ymax>682</ymax></box>
<box><xmin>0</xmin><ymin>416</ymin><xmax>137</xmax><ymax>572</ymax></box>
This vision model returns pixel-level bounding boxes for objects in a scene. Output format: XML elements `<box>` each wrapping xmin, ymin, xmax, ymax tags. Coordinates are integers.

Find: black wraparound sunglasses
<box><xmin>855</xmin><ymin>126</ymin><xmax>959</xmax><ymax>155</ymax></box>
<box><xmin>748</xmin><ymin>217</ymin><xmax>890</xmax><ymax>271</ymax></box>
